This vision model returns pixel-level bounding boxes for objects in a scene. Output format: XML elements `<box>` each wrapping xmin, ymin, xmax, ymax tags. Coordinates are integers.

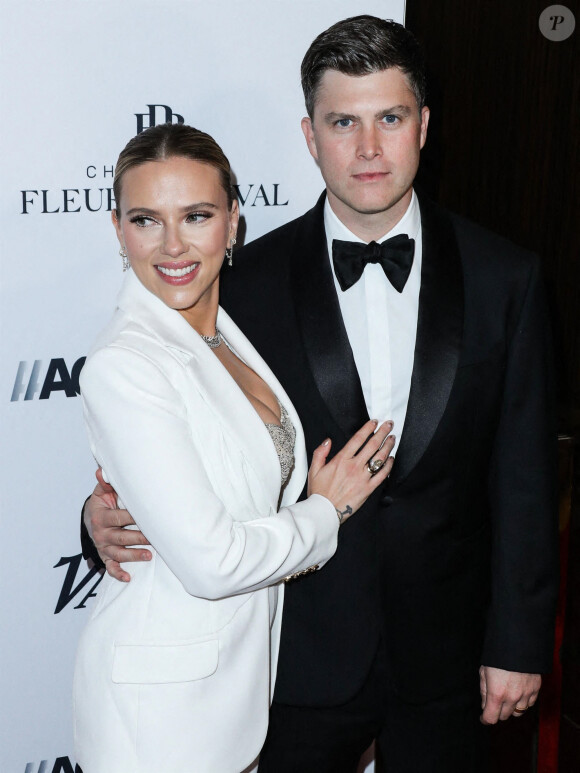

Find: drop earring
<box><xmin>225</xmin><ymin>237</ymin><xmax>237</xmax><ymax>267</ymax></box>
<box><xmin>119</xmin><ymin>248</ymin><xmax>130</xmax><ymax>272</ymax></box>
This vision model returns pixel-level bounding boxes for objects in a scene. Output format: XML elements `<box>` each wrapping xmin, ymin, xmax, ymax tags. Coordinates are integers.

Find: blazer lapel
<box><xmin>116</xmin><ymin>272</ymin><xmax>283</xmax><ymax>508</ymax></box>
<box><xmin>390</xmin><ymin>196</ymin><xmax>464</xmax><ymax>484</ymax></box>
<box><xmin>216</xmin><ymin>307</ymin><xmax>309</xmax><ymax>506</ymax></box>
<box><xmin>291</xmin><ymin>194</ymin><xmax>369</xmax><ymax>439</ymax></box>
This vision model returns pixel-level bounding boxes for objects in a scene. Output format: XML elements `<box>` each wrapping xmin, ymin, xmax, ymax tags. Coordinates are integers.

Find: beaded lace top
<box><xmin>202</xmin><ymin>333</ymin><xmax>296</xmax><ymax>486</ymax></box>
<box><xmin>264</xmin><ymin>399</ymin><xmax>296</xmax><ymax>485</ymax></box>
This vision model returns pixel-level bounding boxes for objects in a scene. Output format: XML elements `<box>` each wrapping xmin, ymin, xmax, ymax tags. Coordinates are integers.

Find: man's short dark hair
<box><xmin>301</xmin><ymin>16</ymin><xmax>426</xmax><ymax>118</ymax></box>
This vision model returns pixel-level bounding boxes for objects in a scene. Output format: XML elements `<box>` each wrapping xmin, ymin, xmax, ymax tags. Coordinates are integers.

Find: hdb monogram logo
<box><xmin>135</xmin><ymin>104</ymin><xmax>184</xmax><ymax>134</ymax></box>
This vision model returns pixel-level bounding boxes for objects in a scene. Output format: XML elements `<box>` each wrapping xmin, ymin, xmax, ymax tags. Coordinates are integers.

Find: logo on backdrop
<box><xmin>19</xmin><ymin>105</ymin><xmax>288</xmax><ymax>213</ymax></box>
<box><xmin>24</xmin><ymin>757</ymin><xmax>82</xmax><ymax>773</ymax></box>
<box><xmin>233</xmin><ymin>183</ymin><xmax>288</xmax><ymax>207</ymax></box>
<box><xmin>21</xmin><ymin>169</ymin><xmax>116</xmax><ymax>215</ymax></box>
<box><xmin>54</xmin><ymin>554</ymin><xmax>103</xmax><ymax>614</ymax></box>
<box><xmin>135</xmin><ymin>103</ymin><xmax>184</xmax><ymax>134</ymax></box>
<box><xmin>10</xmin><ymin>358</ymin><xmax>85</xmax><ymax>402</ymax></box>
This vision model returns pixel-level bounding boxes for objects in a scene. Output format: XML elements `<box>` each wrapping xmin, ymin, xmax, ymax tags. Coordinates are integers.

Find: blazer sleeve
<box><xmin>80</xmin><ymin>344</ymin><xmax>338</xmax><ymax>600</ymax></box>
<box><xmin>481</xmin><ymin>255</ymin><xmax>559</xmax><ymax>673</ymax></box>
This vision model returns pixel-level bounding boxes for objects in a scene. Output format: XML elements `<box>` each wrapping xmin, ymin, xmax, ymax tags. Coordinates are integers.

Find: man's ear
<box><xmin>419</xmin><ymin>106</ymin><xmax>430</xmax><ymax>150</ymax></box>
<box><xmin>301</xmin><ymin>116</ymin><xmax>319</xmax><ymax>161</ymax></box>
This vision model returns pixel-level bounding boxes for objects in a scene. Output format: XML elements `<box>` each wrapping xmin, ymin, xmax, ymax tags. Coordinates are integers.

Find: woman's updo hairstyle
<box><xmin>113</xmin><ymin>123</ymin><xmax>234</xmax><ymax>215</ymax></box>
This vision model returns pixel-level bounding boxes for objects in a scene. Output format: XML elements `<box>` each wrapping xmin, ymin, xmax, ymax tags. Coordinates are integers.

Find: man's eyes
<box><xmin>333</xmin><ymin>115</ymin><xmax>400</xmax><ymax>128</ymax></box>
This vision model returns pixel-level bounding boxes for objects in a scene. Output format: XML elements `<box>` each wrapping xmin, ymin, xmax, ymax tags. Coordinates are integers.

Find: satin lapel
<box><xmin>390</xmin><ymin>197</ymin><xmax>464</xmax><ymax>485</ymax></box>
<box><xmin>291</xmin><ymin>194</ymin><xmax>368</xmax><ymax>439</ymax></box>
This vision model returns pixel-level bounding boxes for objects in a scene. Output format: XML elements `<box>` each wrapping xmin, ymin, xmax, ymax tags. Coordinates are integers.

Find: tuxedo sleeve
<box><xmin>481</xmin><ymin>255</ymin><xmax>559</xmax><ymax>673</ymax></box>
<box><xmin>80</xmin><ymin>498</ymin><xmax>104</xmax><ymax>570</ymax></box>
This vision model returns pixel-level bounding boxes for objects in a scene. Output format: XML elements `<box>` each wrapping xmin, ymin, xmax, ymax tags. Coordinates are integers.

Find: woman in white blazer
<box><xmin>73</xmin><ymin>123</ymin><xmax>394</xmax><ymax>773</ymax></box>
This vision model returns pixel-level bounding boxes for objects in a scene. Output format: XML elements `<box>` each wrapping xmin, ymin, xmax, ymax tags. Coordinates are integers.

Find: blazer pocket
<box><xmin>112</xmin><ymin>638</ymin><xmax>219</xmax><ymax>684</ymax></box>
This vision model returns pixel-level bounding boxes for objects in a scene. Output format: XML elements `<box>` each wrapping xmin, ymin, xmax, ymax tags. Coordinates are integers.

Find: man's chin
<box><xmin>340</xmin><ymin>188</ymin><xmax>412</xmax><ymax>218</ymax></box>
<box><xmin>348</xmin><ymin>198</ymin><xmax>407</xmax><ymax>217</ymax></box>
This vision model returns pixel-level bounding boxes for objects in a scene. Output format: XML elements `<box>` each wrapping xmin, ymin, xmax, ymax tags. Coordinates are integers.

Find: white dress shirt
<box><xmin>325</xmin><ymin>191</ymin><xmax>422</xmax><ymax>454</ymax></box>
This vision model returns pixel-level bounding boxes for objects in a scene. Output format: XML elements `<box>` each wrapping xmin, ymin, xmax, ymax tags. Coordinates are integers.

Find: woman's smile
<box><xmin>155</xmin><ymin>261</ymin><xmax>200</xmax><ymax>284</ymax></box>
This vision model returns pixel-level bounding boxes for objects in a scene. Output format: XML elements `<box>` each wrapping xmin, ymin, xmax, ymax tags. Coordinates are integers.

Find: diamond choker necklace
<box><xmin>201</xmin><ymin>329</ymin><xmax>223</xmax><ymax>349</ymax></box>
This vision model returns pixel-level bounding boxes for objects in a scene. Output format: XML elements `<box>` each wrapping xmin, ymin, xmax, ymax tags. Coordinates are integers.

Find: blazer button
<box><xmin>381</xmin><ymin>494</ymin><xmax>394</xmax><ymax>507</ymax></box>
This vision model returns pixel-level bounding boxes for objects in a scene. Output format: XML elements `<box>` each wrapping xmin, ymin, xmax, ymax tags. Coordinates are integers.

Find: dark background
<box><xmin>406</xmin><ymin>2</ymin><xmax>579</xmax><ymax>771</ymax></box>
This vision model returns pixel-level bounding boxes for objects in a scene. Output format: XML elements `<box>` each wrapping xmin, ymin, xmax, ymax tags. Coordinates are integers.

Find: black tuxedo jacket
<box><xmin>220</xmin><ymin>192</ymin><xmax>559</xmax><ymax>707</ymax></box>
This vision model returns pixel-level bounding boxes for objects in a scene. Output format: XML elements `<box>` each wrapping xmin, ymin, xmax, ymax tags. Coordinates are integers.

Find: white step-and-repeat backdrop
<box><xmin>1</xmin><ymin>1</ymin><xmax>404</xmax><ymax>770</ymax></box>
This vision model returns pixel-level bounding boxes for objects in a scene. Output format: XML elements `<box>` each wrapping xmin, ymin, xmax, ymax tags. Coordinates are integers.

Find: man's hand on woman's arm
<box><xmin>84</xmin><ymin>419</ymin><xmax>395</xmax><ymax>582</ymax></box>
<box><xmin>83</xmin><ymin>468</ymin><xmax>151</xmax><ymax>582</ymax></box>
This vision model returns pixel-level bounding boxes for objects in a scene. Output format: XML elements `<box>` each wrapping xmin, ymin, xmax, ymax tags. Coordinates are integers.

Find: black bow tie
<box><xmin>332</xmin><ymin>235</ymin><xmax>415</xmax><ymax>293</ymax></box>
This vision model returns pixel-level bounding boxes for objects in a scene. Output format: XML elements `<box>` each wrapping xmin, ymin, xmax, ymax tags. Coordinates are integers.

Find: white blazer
<box><xmin>73</xmin><ymin>271</ymin><xmax>339</xmax><ymax>773</ymax></box>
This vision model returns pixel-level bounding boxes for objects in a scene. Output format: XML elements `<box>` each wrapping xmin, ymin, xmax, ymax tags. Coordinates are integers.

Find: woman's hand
<box><xmin>308</xmin><ymin>420</ymin><xmax>395</xmax><ymax>523</ymax></box>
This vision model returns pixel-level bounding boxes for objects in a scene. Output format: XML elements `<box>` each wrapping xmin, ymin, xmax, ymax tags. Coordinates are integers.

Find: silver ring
<box><xmin>367</xmin><ymin>458</ymin><xmax>385</xmax><ymax>475</ymax></box>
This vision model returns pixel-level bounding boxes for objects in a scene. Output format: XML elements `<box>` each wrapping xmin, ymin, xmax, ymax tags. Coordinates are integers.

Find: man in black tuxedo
<box><xmin>83</xmin><ymin>16</ymin><xmax>558</xmax><ymax>773</ymax></box>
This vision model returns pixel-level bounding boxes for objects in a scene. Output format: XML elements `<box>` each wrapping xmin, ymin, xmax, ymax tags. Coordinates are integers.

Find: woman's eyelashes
<box><xmin>185</xmin><ymin>211</ymin><xmax>212</xmax><ymax>223</ymax></box>
<box><xmin>129</xmin><ymin>214</ymin><xmax>156</xmax><ymax>227</ymax></box>
<box><xmin>128</xmin><ymin>211</ymin><xmax>213</xmax><ymax>227</ymax></box>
